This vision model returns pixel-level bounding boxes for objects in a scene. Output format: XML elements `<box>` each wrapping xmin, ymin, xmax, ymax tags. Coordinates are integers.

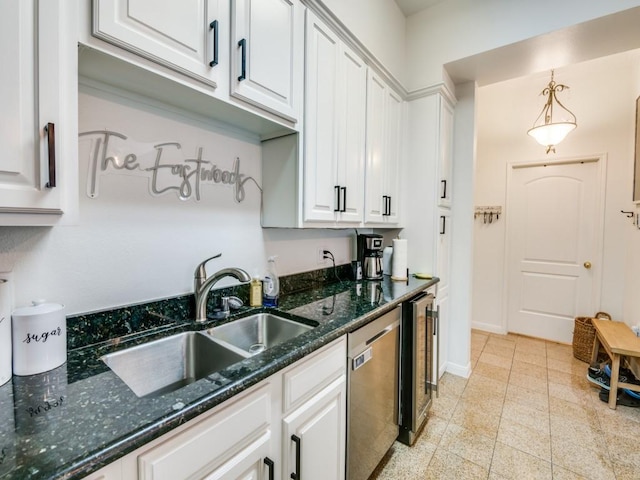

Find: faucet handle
<box><xmin>194</xmin><ymin>253</ymin><xmax>222</xmax><ymax>292</ymax></box>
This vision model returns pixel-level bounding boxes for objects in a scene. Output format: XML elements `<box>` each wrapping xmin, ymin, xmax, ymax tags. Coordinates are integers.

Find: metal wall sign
<box><xmin>78</xmin><ymin>130</ymin><xmax>259</xmax><ymax>203</ymax></box>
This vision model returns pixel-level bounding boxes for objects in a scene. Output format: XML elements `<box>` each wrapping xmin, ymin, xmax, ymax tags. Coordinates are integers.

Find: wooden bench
<box><xmin>591</xmin><ymin>318</ymin><xmax>640</xmax><ymax>409</ymax></box>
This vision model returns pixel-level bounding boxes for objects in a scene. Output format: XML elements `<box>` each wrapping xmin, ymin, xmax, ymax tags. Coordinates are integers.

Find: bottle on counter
<box><xmin>249</xmin><ymin>273</ymin><xmax>262</xmax><ymax>307</ymax></box>
<box><xmin>263</xmin><ymin>256</ymin><xmax>280</xmax><ymax>307</ymax></box>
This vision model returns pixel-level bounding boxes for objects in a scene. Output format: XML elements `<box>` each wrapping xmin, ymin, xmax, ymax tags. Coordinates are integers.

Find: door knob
<box><xmin>584</xmin><ymin>261</ymin><xmax>592</xmax><ymax>269</ymax></box>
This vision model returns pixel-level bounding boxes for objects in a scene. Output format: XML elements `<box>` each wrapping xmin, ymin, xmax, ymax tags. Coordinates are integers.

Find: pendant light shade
<box><xmin>527</xmin><ymin>70</ymin><xmax>577</xmax><ymax>154</ymax></box>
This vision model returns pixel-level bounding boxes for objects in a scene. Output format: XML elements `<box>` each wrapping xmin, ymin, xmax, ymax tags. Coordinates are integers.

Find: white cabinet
<box><xmin>403</xmin><ymin>90</ymin><xmax>456</xmax><ymax>379</ymax></box>
<box><xmin>364</xmin><ymin>70</ymin><xmax>403</xmax><ymax>226</ymax></box>
<box><xmin>92</xmin><ymin>0</ymin><xmax>226</xmax><ymax>89</ymax></box>
<box><xmin>282</xmin><ymin>378</ymin><xmax>346</xmax><ymax>480</ymax></box>
<box><xmin>0</xmin><ymin>0</ymin><xmax>77</xmax><ymax>225</ymax></box>
<box><xmin>435</xmin><ymin>208</ymin><xmax>451</xmax><ymax>379</ymax></box>
<box><xmin>303</xmin><ymin>10</ymin><xmax>366</xmax><ymax>225</ymax></box>
<box><xmin>83</xmin><ymin>461</ymin><xmax>122</xmax><ymax>480</ymax></box>
<box><xmin>230</xmin><ymin>0</ymin><xmax>304</xmax><ymax>123</ymax></box>
<box><xmin>106</xmin><ymin>337</ymin><xmax>346</xmax><ymax>480</ymax></box>
<box><xmin>90</xmin><ymin>0</ymin><xmax>302</xmax><ymax>125</ymax></box>
<box><xmin>437</xmin><ymin>98</ymin><xmax>454</xmax><ymax>208</ymax></box>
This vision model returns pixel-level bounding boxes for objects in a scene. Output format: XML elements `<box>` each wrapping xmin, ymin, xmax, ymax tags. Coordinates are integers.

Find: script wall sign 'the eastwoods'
<box><xmin>79</xmin><ymin>130</ymin><xmax>260</xmax><ymax>203</ymax></box>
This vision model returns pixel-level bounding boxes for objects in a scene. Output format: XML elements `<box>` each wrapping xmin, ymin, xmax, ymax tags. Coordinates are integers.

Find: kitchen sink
<box><xmin>101</xmin><ymin>332</ymin><xmax>245</xmax><ymax>398</ymax></box>
<box><xmin>207</xmin><ymin>313</ymin><xmax>314</xmax><ymax>355</ymax></box>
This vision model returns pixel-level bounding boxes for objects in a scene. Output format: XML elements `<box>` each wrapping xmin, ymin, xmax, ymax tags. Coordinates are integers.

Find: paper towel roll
<box><xmin>391</xmin><ymin>239</ymin><xmax>408</xmax><ymax>280</ymax></box>
<box><xmin>0</xmin><ymin>279</ymin><xmax>11</xmax><ymax>386</ymax></box>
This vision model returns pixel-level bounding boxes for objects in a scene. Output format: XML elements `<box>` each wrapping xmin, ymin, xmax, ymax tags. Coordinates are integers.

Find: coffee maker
<box><xmin>357</xmin><ymin>233</ymin><xmax>384</xmax><ymax>280</ymax></box>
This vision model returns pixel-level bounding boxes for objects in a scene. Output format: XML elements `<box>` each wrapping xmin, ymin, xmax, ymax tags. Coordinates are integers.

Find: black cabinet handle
<box><xmin>264</xmin><ymin>457</ymin><xmax>274</xmax><ymax>480</ymax></box>
<box><xmin>387</xmin><ymin>196</ymin><xmax>392</xmax><ymax>216</ymax></box>
<box><xmin>238</xmin><ymin>38</ymin><xmax>246</xmax><ymax>81</ymax></box>
<box><xmin>440</xmin><ymin>179</ymin><xmax>447</xmax><ymax>199</ymax></box>
<box><xmin>440</xmin><ymin>215</ymin><xmax>446</xmax><ymax>235</ymax></box>
<box><xmin>340</xmin><ymin>186</ymin><xmax>347</xmax><ymax>212</ymax></box>
<box><xmin>382</xmin><ymin>195</ymin><xmax>388</xmax><ymax>216</ymax></box>
<box><xmin>209</xmin><ymin>20</ymin><xmax>218</xmax><ymax>67</ymax></box>
<box><xmin>291</xmin><ymin>434</ymin><xmax>301</xmax><ymax>480</ymax></box>
<box><xmin>44</xmin><ymin>123</ymin><xmax>56</xmax><ymax>188</ymax></box>
<box><xmin>334</xmin><ymin>185</ymin><xmax>340</xmax><ymax>212</ymax></box>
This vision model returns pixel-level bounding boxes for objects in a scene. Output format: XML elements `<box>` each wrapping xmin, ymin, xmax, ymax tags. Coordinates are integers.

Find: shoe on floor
<box><xmin>599</xmin><ymin>387</ymin><xmax>640</xmax><ymax>407</ymax></box>
<box><xmin>603</xmin><ymin>364</ymin><xmax>640</xmax><ymax>399</ymax></box>
<box><xmin>587</xmin><ymin>366</ymin><xmax>610</xmax><ymax>390</ymax></box>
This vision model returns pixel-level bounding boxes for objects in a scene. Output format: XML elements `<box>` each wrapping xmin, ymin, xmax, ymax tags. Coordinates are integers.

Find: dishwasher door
<box><xmin>347</xmin><ymin>306</ymin><xmax>400</xmax><ymax>480</ymax></box>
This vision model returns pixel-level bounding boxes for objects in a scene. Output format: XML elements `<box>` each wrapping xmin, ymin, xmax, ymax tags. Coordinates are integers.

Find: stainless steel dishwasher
<box><xmin>347</xmin><ymin>306</ymin><xmax>400</xmax><ymax>480</ymax></box>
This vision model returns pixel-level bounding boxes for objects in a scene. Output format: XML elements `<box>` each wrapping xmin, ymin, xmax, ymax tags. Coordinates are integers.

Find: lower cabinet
<box><xmin>282</xmin><ymin>377</ymin><xmax>346</xmax><ymax>480</ymax></box>
<box><xmin>87</xmin><ymin>336</ymin><xmax>346</xmax><ymax>480</ymax></box>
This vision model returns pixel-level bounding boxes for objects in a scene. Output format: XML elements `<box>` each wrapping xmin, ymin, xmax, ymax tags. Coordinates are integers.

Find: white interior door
<box><xmin>506</xmin><ymin>159</ymin><xmax>603</xmax><ymax>343</ymax></box>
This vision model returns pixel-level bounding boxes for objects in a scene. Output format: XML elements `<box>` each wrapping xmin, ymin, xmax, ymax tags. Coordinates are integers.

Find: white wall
<box><xmin>320</xmin><ymin>0</ymin><xmax>406</xmax><ymax>84</ymax></box>
<box><xmin>623</xmin><ymin>60</ymin><xmax>640</xmax><ymax>326</ymax></box>
<box><xmin>473</xmin><ymin>51</ymin><xmax>640</xmax><ymax>333</ymax></box>
<box><xmin>0</xmin><ymin>85</ymin><xmax>355</xmax><ymax>316</ymax></box>
<box><xmin>405</xmin><ymin>0</ymin><xmax>640</xmax><ymax>91</ymax></box>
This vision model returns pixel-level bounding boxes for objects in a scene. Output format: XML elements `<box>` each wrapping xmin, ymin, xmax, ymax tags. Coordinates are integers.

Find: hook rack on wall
<box><xmin>474</xmin><ymin>206</ymin><xmax>502</xmax><ymax>224</ymax></box>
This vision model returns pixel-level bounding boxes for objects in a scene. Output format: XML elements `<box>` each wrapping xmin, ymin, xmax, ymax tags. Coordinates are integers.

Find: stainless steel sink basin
<box><xmin>101</xmin><ymin>332</ymin><xmax>245</xmax><ymax>398</ymax></box>
<box><xmin>207</xmin><ymin>313</ymin><xmax>313</xmax><ymax>355</ymax></box>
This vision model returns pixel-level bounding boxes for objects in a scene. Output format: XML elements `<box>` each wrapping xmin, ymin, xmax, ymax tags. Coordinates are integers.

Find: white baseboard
<box><xmin>471</xmin><ymin>321</ymin><xmax>506</xmax><ymax>335</ymax></box>
<box><xmin>445</xmin><ymin>361</ymin><xmax>471</xmax><ymax>379</ymax></box>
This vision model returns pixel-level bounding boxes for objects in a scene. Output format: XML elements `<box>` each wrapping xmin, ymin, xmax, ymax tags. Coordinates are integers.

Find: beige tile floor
<box><xmin>371</xmin><ymin>330</ymin><xmax>640</xmax><ymax>480</ymax></box>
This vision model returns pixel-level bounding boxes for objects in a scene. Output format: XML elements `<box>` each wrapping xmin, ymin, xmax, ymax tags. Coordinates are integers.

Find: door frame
<box><xmin>501</xmin><ymin>153</ymin><xmax>607</xmax><ymax>337</ymax></box>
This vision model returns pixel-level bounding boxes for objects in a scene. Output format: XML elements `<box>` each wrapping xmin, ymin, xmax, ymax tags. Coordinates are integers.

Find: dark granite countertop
<box><xmin>0</xmin><ymin>276</ymin><xmax>437</xmax><ymax>480</ymax></box>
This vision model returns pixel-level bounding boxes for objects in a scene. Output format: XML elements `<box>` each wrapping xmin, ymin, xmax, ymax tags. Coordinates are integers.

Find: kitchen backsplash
<box><xmin>66</xmin><ymin>263</ymin><xmax>353</xmax><ymax>350</ymax></box>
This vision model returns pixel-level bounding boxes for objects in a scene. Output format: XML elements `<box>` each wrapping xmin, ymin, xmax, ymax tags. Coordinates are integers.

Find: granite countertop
<box><xmin>0</xmin><ymin>276</ymin><xmax>437</xmax><ymax>480</ymax></box>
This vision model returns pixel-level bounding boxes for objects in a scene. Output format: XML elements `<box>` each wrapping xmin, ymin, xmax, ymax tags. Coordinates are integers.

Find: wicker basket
<box><xmin>572</xmin><ymin>312</ymin><xmax>611</xmax><ymax>363</ymax></box>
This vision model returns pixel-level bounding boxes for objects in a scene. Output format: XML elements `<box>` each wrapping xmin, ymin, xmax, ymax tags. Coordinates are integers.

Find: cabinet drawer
<box><xmin>137</xmin><ymin>384</ymin><xmax>271</xmax><ymax>480</ymax></box>
<box><xmin>282</xmin><ymin>337</ymin><xmax>346</xmax><ymax>413</ymax></box>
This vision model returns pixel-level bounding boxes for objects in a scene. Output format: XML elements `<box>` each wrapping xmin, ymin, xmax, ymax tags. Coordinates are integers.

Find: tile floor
<box><xmin>371</xmin><ymin>330</ymin><xmax>640</xmax><ymax>480</ymax></box>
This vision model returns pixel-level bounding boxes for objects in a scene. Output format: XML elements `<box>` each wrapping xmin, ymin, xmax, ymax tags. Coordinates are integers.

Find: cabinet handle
<box><xmin>382</xmin><ymin>195</ymin><xmax>388</xmax><ymax>216</ymax></box>
<box><xmin>340</xmin><ymin>186</ymin><xmax>347</xmax><ymax>212</ymax></box>
<box><xmin>387</xmin><ymin>196</ymin><xmax>392</xmax><ymax>216</ymax></box>
<box><xmin>264</xmin><ymin>457</ymin><xmax>274</xmax><ymax>480</ymax></box>
<box><xmin>440</xmin><ymin>179</ymin><xmax>447</xmax><ymax>199</ymax></box>
<box><xmin>238</xmin><ymin>38</ymin><xmax>247</xmax><ymax>81</ymax></box>
<box><xmin>44</xmin><ymin>122</ymin><xmax>56</xmax><ymax>188</ymax></box>
<box><xmin>291</xmin><ymin>434</ymin><xmax>301</xmax><ymax>480</ymax></box>
<box><xmin>209</xmin><ymin>20</ymin><xmax>218</xmax><ymax>67</ymax></box>
<box><xmin>440</xmin><ymin>215</ymin><xmax>446</xmax><ymax>235</ymax></box>
<box><xmin>334</xmin><ymin>185</ymin><xmax>340</xmax><ymax>212</ymax></box>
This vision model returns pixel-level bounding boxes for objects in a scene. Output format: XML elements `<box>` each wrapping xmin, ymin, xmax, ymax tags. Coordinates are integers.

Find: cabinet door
<box><xmin>364</xmin><ymin>70</ymin><xmax>387</xmax><ymax>224</ymax></box>
<box><xmin>436</xmin><ymin>209</ymin><xmax>451</xmax><ymax>292</ymax></box>
<box><xmin>336</xmin><ymin>45</ymin><xmax>366</xmax><ymax>224</ymax></box>
<box><xmin>231</xmin><ymin>0</ymin><xmax>303</xmax><ymax>122</ymax></box>
<box><xmin>0</xmin><ymin>0</ymin><xmax>63</xmax><ymax>216</ymax></box>
<box><xmin>136</xmin><ymin>385</ymin><xmax>272</xmax><ymax>480</ymax></box>
<box><xmin>82</xmin><ymin>460</ymin><xmax>122</xmax><ymax>480</ymax></box>
<box><xmin>93</xmin><ymin>0</ymin><xmax>224</xmax><ymax>88</ymax></box>
<box><xmin>437</xmin><ymin>96</ymin><xmax>454</xmax><ymax>208</ymax></box>
<box><xmin>435</xmin><ymin>292</ymin><xmax>449</xmax><ymax>381</ymax></box>
<box><xmin>282</xmin><ymin>377</ymin><xmax>346</xmax><ymax>480</ymax></box>
<box><xmin>303</xmin><ymin>10</ymin><xmax>340</xmax><ymax>222</ymax></box>
<box><xmin>383</xmin><ymin>88</ymin><xmax>402</xmax><ymax>224</ymax></box>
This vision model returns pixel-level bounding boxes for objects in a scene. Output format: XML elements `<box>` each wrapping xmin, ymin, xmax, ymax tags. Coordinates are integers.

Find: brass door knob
<box><xmin>584</xmin><ymin>261</ymin><xmax>592</xmax><ymax>269</ymax></box>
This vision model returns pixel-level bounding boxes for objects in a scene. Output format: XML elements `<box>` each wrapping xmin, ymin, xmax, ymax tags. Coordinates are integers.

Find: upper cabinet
<box><xmin>89</xmin><ymin>0</ymin><xmax>303</xmax><ymax>128</ymax></box>
<box><xmin>0</xmin><ymin>0</ymin><xmax>77</xmax><ymax>226</ymax></box>
<box><xmin>230</xmin><ymin>0</ymin><xmax>304</xmax><ymax>123</ymax></box>
<box><xmin>303</xmin><ymin>10</ymin><xmax>366</xmax><ymax>225</ymax></box>
<box><xmin>364</xmin><ymin>70</ymin><xmax>402</xmax><ymax>225</ymax></box>
<box><xmin>93</xmin><ymin>0</ymin><xmax>226</xmax><ymax>89</ymax></box>
<box><xmin>438</xmin><ymin>96</ymin><xmax>454</xmax><ymax>208</ymax></box>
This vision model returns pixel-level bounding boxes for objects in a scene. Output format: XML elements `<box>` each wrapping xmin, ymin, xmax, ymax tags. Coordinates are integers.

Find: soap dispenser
<box><xmin>263</xmin><ymin>256</ymin><xmax>280</xmax><ymax>307</ymax></box>
<box><xmin>249</xmin><ymin>271</ymin><xmax>262</xmax><ymax>307</ymax></box>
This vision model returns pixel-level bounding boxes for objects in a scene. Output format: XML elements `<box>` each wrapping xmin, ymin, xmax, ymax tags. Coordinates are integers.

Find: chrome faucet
<box><xmin>194</xmin><ymin>254</ymin><xmax>251</xmax><ymax>322</ymax></box>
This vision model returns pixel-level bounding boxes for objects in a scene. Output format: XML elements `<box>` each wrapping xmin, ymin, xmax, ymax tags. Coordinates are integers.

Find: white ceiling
<box><xmin>395</xmin><ymin>0</ymin><xmax>444</xmax><ymax>17</ymax></box>
<box><xmin>445</xmin><ymin>6</ymin><xmax>640</xmax><ymax>86</ymax></box>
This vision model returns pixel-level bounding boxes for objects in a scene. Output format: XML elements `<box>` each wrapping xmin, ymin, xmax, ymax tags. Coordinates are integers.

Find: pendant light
<box><xmin>527</xmin><ymin>70</ymin><xmax>577</xmax><ymax>154</ymax></box>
